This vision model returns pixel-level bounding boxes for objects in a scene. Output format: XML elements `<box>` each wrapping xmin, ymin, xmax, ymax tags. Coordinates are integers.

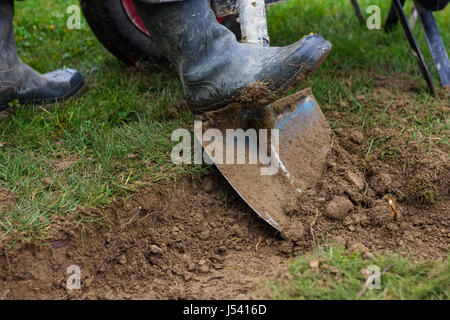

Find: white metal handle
<box><xmin>237</xmin><ymin>0</ymin><xmax>270</xmax><ymax>47</ymax></box>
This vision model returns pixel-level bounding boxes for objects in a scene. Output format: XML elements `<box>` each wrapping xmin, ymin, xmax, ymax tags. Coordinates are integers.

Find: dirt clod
<box><xmin>363</xmin><ymin>251</ymin><xmax>375</xmax><ymax>260</ymax></box>
<box><xmin>349</xmin><ymin>130</ymin><xmax>364</xmax><ymax>144</ymax></box>
<box><xmin>371</xmin><ymin>173</ymin><xmax>393</xmax><ymax>195</ymax></box>
<box><xmin>345</xmin><ymin>171</ymin><xmax>365</xmax><ymax>191</ymax></box>
<box><xmin>325</xmin><ymin>196</ymin><xmax>354</xmax><ymax>220</ymax></box>
<box><xmin>309</xmin><ymin>260</ymin><xmax>320</xmax><ymax>268</ymax></box>
<box><xmin>149</xmin><ymin>245</ymin><xmax>163</xmax><ymax>255</ymax></box>
<box><xmin>348</xmin><ymin>242</ymin><xmax>368</xmax><ymax>253</ymax></box>
<box><xmin>201</xmin><ymin>176</ymin><xmax>215</xmax><ymax>193</ymax></box>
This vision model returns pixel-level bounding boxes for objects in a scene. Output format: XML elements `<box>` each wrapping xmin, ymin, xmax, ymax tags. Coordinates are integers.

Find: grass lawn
<box><xmin>260</xmin><ymin>245</ymin><xmax>449</xmax><ymax>300</ymax></box>
<box><xmin>0</xmin><ymin>0</ymin><xmax>448</xmax><ymax>299</ymax></box>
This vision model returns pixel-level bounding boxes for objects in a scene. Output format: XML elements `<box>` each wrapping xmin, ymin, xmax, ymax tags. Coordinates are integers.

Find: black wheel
<box><xmin>80</xmin><ymin>0</ymin><xmax>167</xmax><ymax>67</ymax></box>
<box><xmin>80</xmin><ymin>0</ymin><xmax>241</xmax><ymax>67</ymax></box>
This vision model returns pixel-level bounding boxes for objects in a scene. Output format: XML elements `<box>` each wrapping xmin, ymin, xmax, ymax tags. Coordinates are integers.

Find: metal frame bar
<box><xmin>391</xmin><ymin>0</ymin><xmax>436</xmax><ymax>94</ymax></box>
<box><xmin>414</xmin><ymin>1</ymin><xmax>450</xmax><ymax>89</ymax></box>
<box><xmin>385</xmin><ymin>0</ymin><xmax>406</xmax><ymax>31</ymax></box>
<box><xmin>350</xmin><ymin>0</ymin><xmax>366</xmax><ymax>24</ymax></box>
<box><xmin>350</xmin><ymin>0</ymin><xmax>446</xmax><ymax>94</ymax></box>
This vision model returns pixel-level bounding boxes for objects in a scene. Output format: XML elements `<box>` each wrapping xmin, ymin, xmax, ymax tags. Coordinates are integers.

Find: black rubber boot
<box><xmin>0</xmin><ymin>0</ymin><xmax>85</xmax><ymax>111</ymax></box>
<box><xmin>133</xmin><ymin>0</ymin><xmax>331</xmax><ymax>112</ymax></box>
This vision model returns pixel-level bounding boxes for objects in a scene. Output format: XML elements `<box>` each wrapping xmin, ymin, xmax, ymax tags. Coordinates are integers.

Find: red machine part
<box><xmin>122</xmin><ymin>0</ymin><xmax>226</xmax><ymax>36</ymax></box>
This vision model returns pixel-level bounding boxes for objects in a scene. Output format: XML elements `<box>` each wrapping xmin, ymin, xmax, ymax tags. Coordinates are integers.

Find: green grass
<box><xmin>261</xmin><ymin>246</ymin><xmax>450</xmax><ymax>300</ymax></box>
<box><xmin>269</xmin><ymin>0</ymin><xmax>449</xmax><ymax>151</ymax></box>
<box><xmin>0</xmin><ymin>0</ymin><xmax>448</xmax><ymax>250</ymax></box>
<box><xmin>0</xmin><ymin>0</ymin><xmax>208</xmax><ymax>245</ymax></box>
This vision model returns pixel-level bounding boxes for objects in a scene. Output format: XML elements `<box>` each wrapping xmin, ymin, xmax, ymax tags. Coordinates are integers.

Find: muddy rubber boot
<box><xmin>0</xmin><ymin>0</ymin><xmax>85</xmax><ymax>111</ymax></box>
<box><xmin>133</xmin><ymin>0</ymin><xmax>331</xmax><ymax>112</ymax></box>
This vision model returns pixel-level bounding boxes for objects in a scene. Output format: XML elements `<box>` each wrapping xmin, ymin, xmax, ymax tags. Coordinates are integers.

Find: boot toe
<box><xmin>18</xmin><ymin>68</ymin><xmax>85</xmax><ymax>105</ymax></box>
<box><xmin>284</xmin><ymin>34</ymin><xmax>332</xmax><ymax>84</ymax></box>
<box><xmin>254</xmin><ymin>34</ymin><xmax>331</xmax><ymax>103</ymax></box>
<box><xmin>42</xmin><ymin>68</ymin><xmax>85</xmax><ymax>98</ymax></box>
<box><xmin>297</xmin><ymin>34</ymin><xmax>332</xmax><ymax>67</ymax></box>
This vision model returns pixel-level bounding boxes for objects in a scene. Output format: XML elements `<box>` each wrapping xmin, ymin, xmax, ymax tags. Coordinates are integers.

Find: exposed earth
<box><xmin>0</xmin><ymin>73</ymin><xmax>448</xmax><ymax>300</ymax></box>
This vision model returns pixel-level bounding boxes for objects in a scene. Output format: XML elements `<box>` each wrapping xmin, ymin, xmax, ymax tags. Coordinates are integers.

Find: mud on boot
<box><xmin>133</xmin><ymin>0</ymin><xmax>332</xmax><ymax>112</ymax></box>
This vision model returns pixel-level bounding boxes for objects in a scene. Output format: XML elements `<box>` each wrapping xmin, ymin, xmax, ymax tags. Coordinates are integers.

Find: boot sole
<box><xmin>0</xmin><ymin>80</ymin><xmax>86</xmax><ymax>112</ymax></box>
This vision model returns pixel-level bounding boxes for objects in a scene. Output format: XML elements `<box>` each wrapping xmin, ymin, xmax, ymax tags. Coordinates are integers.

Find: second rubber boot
<box><xmin>0</xmin><ymin>0</ymin><xmax>85</xmax><ymax>111</ymax></box>
<box><xmin>133</xmin><ymin>0</ymin><xmax>332</xmax><ymax>112</ymax></box>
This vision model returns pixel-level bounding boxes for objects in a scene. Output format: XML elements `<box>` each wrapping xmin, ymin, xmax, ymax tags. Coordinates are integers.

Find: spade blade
<box><xmin>196</xmin><ymin>88</ymin><xmax>332</xmax><ymax>232</ymax></box>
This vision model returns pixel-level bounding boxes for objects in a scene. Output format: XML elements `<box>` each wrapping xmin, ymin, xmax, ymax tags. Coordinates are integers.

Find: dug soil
<box><xmin>0</xmin><ymin>72</ymin><xmax>448</xmax><ymax>300</ymax></box>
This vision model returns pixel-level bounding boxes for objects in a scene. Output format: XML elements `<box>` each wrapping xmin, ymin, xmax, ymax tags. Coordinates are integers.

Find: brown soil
<box><xmin>0</xmin><ymin>177</ymin><xmax>286</xmax><ymax>300</ymax></box>
<box><xmin>0</xmin><ymin>187</ymin><xmax>15</xmax><ymax>220</ymax></box>
<box><xmin>0</xmin><ymin>72</ymin><xmax>448</xmax><ymax>300</ymax></box>
<box><xmin>285</xmin><ymin>137</ymin><xmax>449</xmax><ymax>258</ymax></box>
<box><xmin>237</xmin><ymin>81</ymin><xmax>279</xmax><ymax>110</ymax></box>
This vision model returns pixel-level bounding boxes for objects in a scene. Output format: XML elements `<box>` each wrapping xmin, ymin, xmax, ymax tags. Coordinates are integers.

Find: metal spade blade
<box><xmin>195</xmin><ymin>88</ymin><xmax>332</xmax><ymax>232</ymax></box>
